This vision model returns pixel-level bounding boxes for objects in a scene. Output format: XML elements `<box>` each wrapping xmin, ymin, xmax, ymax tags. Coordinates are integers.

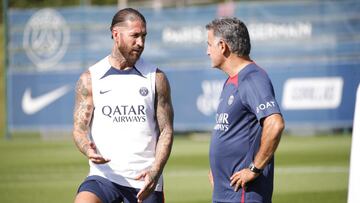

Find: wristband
<box><xmin>248</xmin><ymin>162</ymin><xmax>262</xmax><ymax>174</ymax></box>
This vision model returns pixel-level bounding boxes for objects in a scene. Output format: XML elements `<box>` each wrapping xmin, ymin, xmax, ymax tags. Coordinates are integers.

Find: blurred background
<box><xmin>0</xmin><ymin>0</ymin><xmax>359</xmax><ymax>202</ymax></box>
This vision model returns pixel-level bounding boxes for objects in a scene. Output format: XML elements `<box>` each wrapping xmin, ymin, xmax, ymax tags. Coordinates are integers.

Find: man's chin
<box><xmin>132</xmin><ymin>52</ymin><xmax>142</xmax><ymax>59</ymax></box>
<box><xmin>127</xmin><ymin>56</ymin><xmax>140</xmax><ymax>66</ymax></box>
<box><xmin>211</xmin><ymin>65</ymin><xmax>220</xmax><ymax>69</ymax></box>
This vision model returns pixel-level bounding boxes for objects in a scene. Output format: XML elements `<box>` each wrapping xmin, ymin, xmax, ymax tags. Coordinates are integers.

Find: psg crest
<box><xmin>139</xmin><ymin>87</ymin><xmax>149</xmax><ymax>96</ymax></box>
<box><xmin>228</xmin><ymin>95</ymin><xmax>234</xmax><ymax>106</ymax></box>
<box><xmin>23</xmin><ymin>8</ymin><xmax>70</xmax><ymax>71</ymax></box>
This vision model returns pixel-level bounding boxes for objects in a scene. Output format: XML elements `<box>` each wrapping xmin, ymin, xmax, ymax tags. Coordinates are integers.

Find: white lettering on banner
<box><xmin>282</xmin><ymin>77</ymin><xmax>343</xmax><ymax>110</ymax></box>
<box><xmin>162</xmin><ymin>26</ymin><xmax>206</xmax><ymax>44</ymax></box>
<box><xmin>196</xmin><ymin>80</ymin><xmax>223</xmax><ymax>116</ymax></box>
<box><xmin>161</xmin><ymin>22</ymin><xmax>311</xmax><ymax>44</ymax></box>
<box><xmin>23</xmin><ymin>8</ymin><xmax>70</xmax><ymax>71</ymax></box>
<box><xmin>348</xmin><ymin>84</ymin><xmax>360</xmax><ymax>203</ymax></box>
<box><xmin>248</xmin><ymin>22</ymin><xmax>312</xmax><ymax>41</ymax></box>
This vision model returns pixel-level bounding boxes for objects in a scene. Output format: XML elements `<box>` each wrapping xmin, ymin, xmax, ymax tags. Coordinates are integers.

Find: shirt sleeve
<box><xmin>241</xmin><ymin>72</ymin><xmax>282</xmax><ymax>121</ymax></box>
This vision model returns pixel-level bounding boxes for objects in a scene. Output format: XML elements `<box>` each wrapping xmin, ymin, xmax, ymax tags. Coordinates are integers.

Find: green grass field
<box><xmin>0</xmin><ymin>133</ymin><xmax>351</xmax><ymax>203</ymax></box>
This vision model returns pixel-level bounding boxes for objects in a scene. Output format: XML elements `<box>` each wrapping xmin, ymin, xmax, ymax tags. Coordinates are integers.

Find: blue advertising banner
<box><xmin>7</xmin><ymin>1</ymin><xmax>360</xmax><ymax>132</ymax></box>
<box><xmin>7</xmin><ymin>73</ymin><xmax>77</xmax><ymax>130</ymax></box>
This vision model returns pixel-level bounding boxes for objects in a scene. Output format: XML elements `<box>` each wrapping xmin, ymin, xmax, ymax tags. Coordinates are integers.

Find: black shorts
<box><xmin>77</xmin><ymin>175</ymin><xmax>164</xmax><ymax>203</ymax></box>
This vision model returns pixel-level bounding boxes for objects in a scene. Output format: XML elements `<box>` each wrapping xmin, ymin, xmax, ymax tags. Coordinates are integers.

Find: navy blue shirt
<box><xmin>210</xmin><ymin>63</ymin><xmax>281</xmax><ymax>203</ymax></box>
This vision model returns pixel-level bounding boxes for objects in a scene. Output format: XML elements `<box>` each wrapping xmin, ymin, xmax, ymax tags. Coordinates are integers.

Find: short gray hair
<box><xmin>206</xmin><ymin>17</ymin><xmax>251</xmax><ymax>56</ymax></box>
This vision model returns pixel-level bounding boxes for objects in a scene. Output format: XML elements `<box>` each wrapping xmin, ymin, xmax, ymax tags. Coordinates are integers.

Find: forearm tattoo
<box><xmin>153</xmin><ymin>70</ymin><xmax>174</xmax><ymax>175</ymax></box>
<box><xmin>73</xmin><ymin>71</ymin><xmax>94</xmax><ymax>155</ymax></box>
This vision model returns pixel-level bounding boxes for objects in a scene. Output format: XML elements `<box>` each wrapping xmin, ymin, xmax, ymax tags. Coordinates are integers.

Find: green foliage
<box><xmin>8</xmin><ymin>0</ymin><xmax>83</xmax><ymax>8</ymax></box>
<box><xmin>91</xmin><ymin>0</ymin><xmax>118</xmax><ymax>5</ymax></box>
<box><xmin>0</xmin><ymin>134</ymin><xmax>351</xmax><ymax>203</ymax></box>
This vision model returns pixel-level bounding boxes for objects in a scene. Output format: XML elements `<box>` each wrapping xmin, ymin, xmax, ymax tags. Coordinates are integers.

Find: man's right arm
<box><xmin>73</xmin><ymin>71</ymin><xmax>110</xmax><ymax>164</ymax></box>
<box><xmin>73</xmin><ymin>70</ymin><xmax>94</xmax><ymax>157</ymax></box>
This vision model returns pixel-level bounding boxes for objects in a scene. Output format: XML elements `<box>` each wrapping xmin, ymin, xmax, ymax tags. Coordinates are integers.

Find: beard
<box><xmin>118</xmin><ymin>44</ymin><xmax>143</xmax><ymax>67</ymax></box>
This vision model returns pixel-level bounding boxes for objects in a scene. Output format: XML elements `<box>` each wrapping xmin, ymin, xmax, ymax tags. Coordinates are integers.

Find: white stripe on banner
<box><xmin>348</xmin><ymin>83</ymin><xmax>360</xmax><ymax>203</ymax></box>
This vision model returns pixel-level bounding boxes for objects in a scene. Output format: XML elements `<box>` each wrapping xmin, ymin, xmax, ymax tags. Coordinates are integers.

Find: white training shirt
<box><xmin>88</xmin><ymin>55</ymin><xmax>163</xmax><ymax>191</ymax></box>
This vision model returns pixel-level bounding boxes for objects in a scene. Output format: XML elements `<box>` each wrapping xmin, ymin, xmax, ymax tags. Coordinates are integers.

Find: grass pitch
<box><xmin>0</xmin><ymin>133</ymin><xmax>351</xmax><ymax>203</ymax></box>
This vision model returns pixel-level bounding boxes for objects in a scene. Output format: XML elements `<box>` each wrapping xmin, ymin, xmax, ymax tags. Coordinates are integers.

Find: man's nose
<box><xmin>136</xmin><ymin>37</ymin><xmax>145</xmax><ymax>48</ymax></box>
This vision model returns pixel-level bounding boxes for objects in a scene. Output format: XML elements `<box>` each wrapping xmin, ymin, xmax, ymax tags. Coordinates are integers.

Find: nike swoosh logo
<box><xmin>100</xmin><ymin>90</ymin><xmax>111</xmax><ymax>94</ymax></box>
<box><xmin>22</xmin><ymin>85</ymin><xmax>72</xmax><ymax>115</ymax></box>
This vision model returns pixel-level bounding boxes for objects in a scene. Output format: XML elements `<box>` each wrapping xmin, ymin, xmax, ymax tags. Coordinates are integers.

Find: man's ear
<box><xmin>219</xmin><ymin>40</ymin><xmax>230</xmax><ymax>56</ymax></box>
<box><xmin>112</xmin><ymin>28</ymin><xmax>119</xmax><ymax>40</ymax></box>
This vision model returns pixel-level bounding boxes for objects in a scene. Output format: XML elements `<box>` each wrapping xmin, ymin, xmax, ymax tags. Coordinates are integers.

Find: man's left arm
<box><xmin>230</xmin><ymin>113</ymin><xmax>285</xmax><ymax>191</ymax></box>
<box><xmin>253</xmin><ymin>113</ymin><xmax>285</xmax><ymax>169</ymax></box>
<box><xmin>136</xmin><ymin>69</ymin><xmax>174</xmax><ymax>202</ymax></box>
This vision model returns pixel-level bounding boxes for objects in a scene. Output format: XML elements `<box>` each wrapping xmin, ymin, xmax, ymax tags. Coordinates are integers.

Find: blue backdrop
<box><xmin>6</xmin><ymin>1</ymin><xmax>360</xmax><ymax>131</ymax></box>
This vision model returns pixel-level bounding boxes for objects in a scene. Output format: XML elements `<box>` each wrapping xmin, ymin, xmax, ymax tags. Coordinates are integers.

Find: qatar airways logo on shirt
<box><xmin>102</xmin><ymin>105</ymin><xmax>146</xmax><ymax>123</ymax></box>
<box><xmin>256</xmin><ymin>101</ymin><xmax>276</xmax><ymax>114</ymax></box>
<box><xmin>214</xmin><ymin>113</ymin><xmax>229</xmax><ymax>132</ymax></box>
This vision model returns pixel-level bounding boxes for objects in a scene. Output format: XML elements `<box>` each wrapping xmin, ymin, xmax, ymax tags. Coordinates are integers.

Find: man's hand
<box><xmin>135</xmin><ymin>170</ymin><xmax>159</xmax><ymax>202</ymax></box>
<box><xmin>86</xmin><ymin>142</ymin><xmax>110</xmax><ymax>164</ymax></box>
<box><xmin>230</xmin><ymin>168</ymin><xmax>259</xmax><ymax>192</ymax></box>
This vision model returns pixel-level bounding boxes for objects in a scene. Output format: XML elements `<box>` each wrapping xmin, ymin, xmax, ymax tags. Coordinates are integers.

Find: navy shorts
<box><xmin>77</xmin><ymin>175</ymin><xmax>164</xmax><ymax>203</ymax></box>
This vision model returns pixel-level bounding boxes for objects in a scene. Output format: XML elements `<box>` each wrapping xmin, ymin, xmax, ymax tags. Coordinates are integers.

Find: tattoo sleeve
<box><xmin>73</xmin><ymin>70</ymin><xmax>94</xmax><ymax>157</ymax></box>
<box><xmin>152</xmin><ymin>69</ymin><xmax>174</xmax><ymax>178</ymax></box>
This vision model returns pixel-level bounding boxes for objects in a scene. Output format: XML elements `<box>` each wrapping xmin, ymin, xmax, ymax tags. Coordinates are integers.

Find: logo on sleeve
<box><xmin>256</xmin><ymin>101</ymin><xmax>276</xmax><ymax>113</ymax></box>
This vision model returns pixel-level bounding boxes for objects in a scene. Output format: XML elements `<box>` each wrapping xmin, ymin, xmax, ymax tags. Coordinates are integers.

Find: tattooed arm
<box><xmin>73</xmin><ymin>70</ymin><xmax>110</xmax><ymax>164</ymax></box>
<box><xmin>152</xmin><ymin>69</ymin><xmax>174</xmax><ymax>179</ymax></box>
<box><xmin>136</xmin><ymin>69</ymin><xmax>174</xmax><ymax>202</ymax></box>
